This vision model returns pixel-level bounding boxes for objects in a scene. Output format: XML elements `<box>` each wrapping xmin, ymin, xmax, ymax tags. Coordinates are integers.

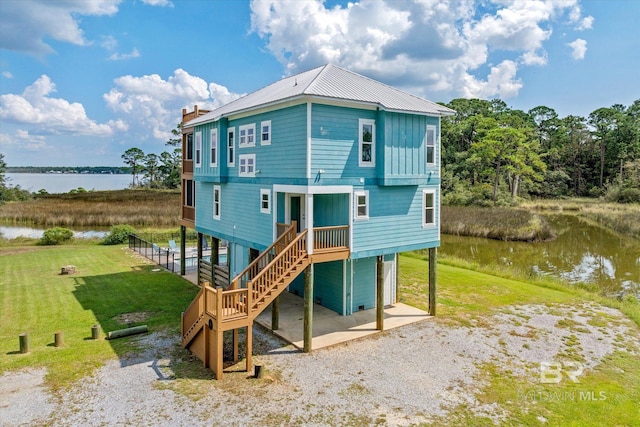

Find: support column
<box><xmin>428</xmin><ymin>247</ymin><xmax>437</xmax><ymax>316</ymax></box>
<box><xmin>180</xmin><ymin>226</ymin><xmax>186</xmax><ymax>275</ymax></box>
<box><xmin>212</xmin><ymin>237</ymin><xmax>219</xmax><ymax>265</ymax></box>
<box><xmin>271</xmin><ymin>296</ymin><xmax>280</xmax><ymax>331</ymax></box>
<box><xmin>232</xmin><ymin>329</ymin><xmax>239</xmax><ymax>363</ymax></box>
<box><xmin>395</xmin><ymin>253</ymin><xmax>400</xmax><ymax>304</ymax></box>
<box><xmin>376</xmin><ymin>255</ymin><xmax>384</xmax><ymax>331</ymax></box>
<box><xmin>303</xmin><ymin>265</ymin><xmax>314</xmax><ymax>353</ymax></box>
<box><xmin>197</xmin><ymin>232</ymin><xmax>203</xmax><ymax>285</ymax></box>
<box><xmin>246</xmin><ymin>325</ymin><xmax>253</xmax><ymax>374</ymax></box>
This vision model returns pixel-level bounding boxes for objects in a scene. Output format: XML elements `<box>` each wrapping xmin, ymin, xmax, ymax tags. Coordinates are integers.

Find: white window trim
<box><xmin>422</xmin><ymin>189</ymin><xmax>436</xmax><ymax>228</ymax></box>
<box><xmin>227</xmin><ymin>127</ymin><xmax>235</xmax><ymax>167</ymax></box>
<box><xmin>358</xmin><ymin>119</ymin><xmax>376</xmax><ymax>167</ymax></box>
<box><xmin>210</xmin><ymin>128</ymin><xmax>218</xmax><ymax>167</ymax></box>
<box><xmin>260</xmin><ymin>189</ymin><xmax>271</xmax><ymax>214</ymax></box>
<box><xmin>260</xmin><ymin>120</ymin><xmax>271</xmax><ymax>146</ymax></box>
<box><xmin>426</xmin><ymin>125</ymin><xmax>436</xmax><ymax>166</ymax></box>
<box><xmin>195</xmin><ymin>131</ymin><xmax>202</xmax><ymax>168</ymax></box>
<box><xmin>213</xmin><ymin>185</ymin><xmax>221</xmax><ymax>220</ymax></box>
<box><xmin>239</xmin><ymin>124</ymin><xmax>256</xmax><ymax>148</ymax></box>
<box><xmin>353</xmin><ymin>190</ymin><xmax>369</xmax><ymax>220</ymax></box>
<box><xmin>239</xmin><ymin>153</ymin><xmax>256</xmax><ymax>177</ymax></box>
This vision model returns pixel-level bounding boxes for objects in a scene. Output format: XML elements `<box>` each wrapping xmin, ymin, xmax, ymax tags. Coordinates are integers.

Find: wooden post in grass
<box><xmin>180</xmin><ymin>226</ymin><xmax>186</xmax><ymax>276</ymax></box>
<box><xmin>19</xmin><ymin>332</ymin><xmax>30</xmax><ymax>354</ymax></box>
<box><xmin>54</xmin><ymin>331</ymin><xmax>64</xmax><ymax>347</ymax></box>
<box><xmin>303</xmin><ymin>265</ymin><xmax>314</xmax><ymax>353</ymax></box>
<box><xmin>91</xmin><ymin>324</ymin><xmax>100</xmax><ymax>340</ymax></box>
<box><xmin>271</xmin><ymin>296</ymin><xmax>280</xmax><ymax>331</ymax></box>
<box><xmin>428</xmin><ymin>247</ymin><xmax>437</xmax><ymax>316</ymax></box>
<box><xmin>376</xmin><ymin>255</ymin><xmax>384</xmax><ymax>331</ymax></box>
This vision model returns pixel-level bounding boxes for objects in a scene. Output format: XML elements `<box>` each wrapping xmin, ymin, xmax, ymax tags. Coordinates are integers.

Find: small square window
<box><xmin>195</xmin><ymin>131</ymin><xmax>202</xmax><ymax>167</ymax></box>
<box><xmin>239</xmin><ymin>154</ymin><xmax>256</xmax><ymax>177</ymax></box>
<box><xmin>354</xmin><ymin>190</ymin><xmax>369</xmax><ymax>220</ymax></box>
<box><xmin>239</xmin><ymin>124</ymin><xmax>255</xmax><ymax>148</ymax></box>
<box><xmin>260</xmin><ymin>189</ymin><xmax>271</xmax><ymax>214</ymax></box>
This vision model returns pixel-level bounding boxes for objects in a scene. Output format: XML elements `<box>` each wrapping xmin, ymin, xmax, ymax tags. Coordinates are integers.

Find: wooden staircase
<box><xmin>181</xmin><ymin>222</ymin><xmax>346</xmax><ymax>379</ymax></box>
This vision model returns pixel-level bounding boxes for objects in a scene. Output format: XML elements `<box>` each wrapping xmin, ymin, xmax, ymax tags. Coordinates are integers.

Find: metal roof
<box><xmin>187</xmin><ymin>64</ymin><xmax>455</xmax><ymax>126</ymax></box>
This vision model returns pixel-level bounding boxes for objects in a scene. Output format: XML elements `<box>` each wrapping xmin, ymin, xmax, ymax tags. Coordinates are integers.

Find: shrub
<box><xmin>102</xmin><ymin>224</ymin><xmax>137</xmax><ymax>245</ymax></box>
<box><xmin>39</xmin><ymin>227</ymin><xmax>74</xmax><ymax>245</ymax></box>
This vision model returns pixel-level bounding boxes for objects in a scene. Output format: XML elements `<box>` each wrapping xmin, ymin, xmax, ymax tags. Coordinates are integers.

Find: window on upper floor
<box><xmin>422</xmin><ymin>189</ymin><xmax>435</xmax><ymax>227</ymax></box>
<box><xmin>185</xmin><ymin>133</ymin><xmax>193</xmax><ymax>160</ymax></box>
<box><xmin>195</xmin><ymin>131</ymin><xmax>202</xmax><ymax>167</ymax></box>
<box><xmin>353</xmin><ymin>190</ymin><xmax>369</xmax><ymax>220</ymax></box>
<box><xmin>213</xmin><ymin>185</ymin><xmax>221</xmax><ymax>220</ymax></box>
<box><xmin>359</xmin><ymin>119</ymin><xmax>375</xmax><ymax>167</ymax></box>
<box><xmin>239</xmin><ymin>124</ymin><xmax>255</xmax><ymax>148</ymax></box>
<box><xmin>210</xmin><ymin>128</ymin><xmax>218</xmax><ymax>167</ymax></box>
<box><xmin>239</xmin><ymin>154</ymin><xmax>256</xmax><ymax>177</ymax></box>
<box><xmin>426</xmin><ymin>125</ymin><xmax>436</xmax><ymax>165</ymax></box>
<box><xmin>227</xmin><ymin>128</ymin><xmax>235</xmax><ymax>167</ymax></box>
<box><xmin>184</xmin><ymin>179</ymin><xmax>195</xmax><ymax>207</ymax></box>
<box><xmin>260</xmin><ymin>120</ymin><xmax>271</xmax><ymax>145</ymax></box>
<box><xmin>260</xmin><ymin>189</ymin><xmax>271</xmax><ymax>214</ymax></box>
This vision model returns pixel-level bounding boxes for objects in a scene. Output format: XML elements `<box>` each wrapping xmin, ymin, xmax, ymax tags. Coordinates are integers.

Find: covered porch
<box><xmin>255</xmin><ymin>291</ymin><xmax>430</xmax><ymax>350</ymax></box>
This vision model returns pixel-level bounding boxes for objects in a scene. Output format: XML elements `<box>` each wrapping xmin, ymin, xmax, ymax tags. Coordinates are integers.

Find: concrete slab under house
<box><xmin>177</xmin><ymin>64</ymin><xmax>455</xmax><ymax>379</ymax></box>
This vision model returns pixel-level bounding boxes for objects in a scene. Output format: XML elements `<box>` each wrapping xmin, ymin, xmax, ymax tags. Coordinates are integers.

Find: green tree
<box><xmin>121</xmin><ymin>147</ymin><xmax>145</xmax><ymax>186</ymax></box>
<box><xmin>159</xmin><ymin>149</ymin><xmax>182</xmax><ymax>189</ymax></box>
<box><xmin>166</xmin><ymin>123</ymin><xmax>182</xmax><ymax>147</ymax></box>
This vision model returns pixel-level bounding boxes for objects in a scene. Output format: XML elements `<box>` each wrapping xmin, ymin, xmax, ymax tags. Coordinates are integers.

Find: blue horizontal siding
<box><xmin>195</xmin><ymin>182</ymin><xmax>274</xmax><ymax>251</ymax></box>
<box><xmin>351</xmin><ymin>257</ymin><xmax>376</xmax><ymax>311</ymax></box>
<box><xmin>313</xmin><ymin>261</ymin><xmax>344</xmax><ymax>314</ymax></box>
<box><xmin>311</xmin><ymin>104</ymin><xmax>377</xmax><ymax>180</ymax></box>
<box><xmin>351</xmin><ymin>184</ymin><xmax>439</xmax><ymax>258</ymax></box>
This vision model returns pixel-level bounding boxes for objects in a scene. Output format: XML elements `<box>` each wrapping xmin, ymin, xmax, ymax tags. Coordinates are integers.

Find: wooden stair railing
<box><xmin>181</xmin><ymin>286</ymin><xmax>205</xmax><ymax>347</ymax></box>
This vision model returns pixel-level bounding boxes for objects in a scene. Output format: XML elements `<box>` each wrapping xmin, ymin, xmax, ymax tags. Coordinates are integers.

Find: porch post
<box><xmin>212</xmin><ymin>237</ymin><xmax>219</xmax><ymax>265</ymax></box>
<box><xmin>180</xmin><ymin>226</ymin><xmax>186</xmax><ymax>275</ymax></box>
<box><xmin>246</xmin><ymin>325</ymin><xmax>253</xmax><ymax>374</ymax></box>
<box><xmin>395</xmin><ymin>253</ymin><xmax>400</xmax><ymax>304</ymax></box>
<box><xmin>303</xmin><ymin>264</ymin><xmax>314</xmax><ymax>352</ymax></box>
<box><xmin>271</xmin><ymin>296</ymin><xmax>280</xmax><ymax>331</ymax></box>
<box><xmin>428</xmin><ymin>247</ymin><xmax>437</xmax><ymax>316</ymax></box>
<box><xmin>306</xmin><ymin>193</ymin><xmax>314</xmax><ymax>255</ymax></box>
<box><xmin>376</xmin><ymin>255</ymin><xmax>384</xmax><ymax>331</ymax></box>
<box><xmin>197</xmin><ymin>232</ymin><xmax>203</xmax><ymax>285</ymax></box>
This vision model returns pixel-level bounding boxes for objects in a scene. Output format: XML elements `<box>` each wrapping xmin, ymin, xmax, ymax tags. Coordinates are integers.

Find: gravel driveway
<box><xmin>1</xmin><ymin>302</ymin><xmax>638</xmax><ymax>426</ymax></box>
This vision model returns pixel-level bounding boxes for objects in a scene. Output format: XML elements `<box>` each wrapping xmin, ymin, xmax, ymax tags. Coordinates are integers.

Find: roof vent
<box><xmin>294</xmin><ymin>78</ymin><xmax>297</xmax><ymax>86</ymax></box>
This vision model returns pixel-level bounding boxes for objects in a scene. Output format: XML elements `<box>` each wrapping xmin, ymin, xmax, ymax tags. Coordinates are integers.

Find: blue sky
<box><xmin>1</xmin><ymin>0</ymin><xmax>638</xmax><ymax>167</ymax></box>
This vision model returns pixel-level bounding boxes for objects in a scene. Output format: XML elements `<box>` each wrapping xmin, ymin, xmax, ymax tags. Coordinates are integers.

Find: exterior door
<box><xmin>290</xmin><ymin>196</ymin><xmax>301</xmax><ymax>232</ymax></box>
<box><xmin>383</xmin><ymin>260</ymin><xmax>396</xmax><ymax>306</ymax></box>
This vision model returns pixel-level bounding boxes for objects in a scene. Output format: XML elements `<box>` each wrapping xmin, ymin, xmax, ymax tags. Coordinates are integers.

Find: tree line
<box><xmin>121</xmin><ymin>126</ymin><xmax>182</xmax><ymax>189</ymax></box>
<box><xmin>440</xmin><ymin>98</ymin><xmax>640</xmax><ymax>205</ymax></box>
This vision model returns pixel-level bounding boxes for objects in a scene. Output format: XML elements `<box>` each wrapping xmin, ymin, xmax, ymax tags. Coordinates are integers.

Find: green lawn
<box><xmin>0</xmin><ymin>244</ymin><xmax>198</xmax><ymax>389</ymax></box>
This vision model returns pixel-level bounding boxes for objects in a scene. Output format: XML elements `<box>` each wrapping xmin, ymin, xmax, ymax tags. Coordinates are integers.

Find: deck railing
<box><xmin>313</xmin><ymin>225</ymin><xmax>349</xmax><ymax>251</ymax></box>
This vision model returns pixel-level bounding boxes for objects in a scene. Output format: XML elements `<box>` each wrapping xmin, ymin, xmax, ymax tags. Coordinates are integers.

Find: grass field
<box><xmin>0</xmin><ymin>244</ymin><xmax>198</xmax><ymax>389</ymax></box>
<box><xmin>2</xmin><ymin>243</ymin><xmax>639</xmax><ymax>425</ymax></box>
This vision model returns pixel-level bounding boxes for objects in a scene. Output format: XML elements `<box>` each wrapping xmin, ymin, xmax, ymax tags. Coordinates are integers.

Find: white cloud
<box><xmin>577</xmin><ymin>16</ymin><xmax>594</xmax><ymax>31</ymax></box>
<box><xmin>0</xmin><ymin>0</ymin><xmax>121</xmax><ymax>57</ymax></box>
<box><xmin>0</xmin><ymin>75</ymin><xmax>115</xmax><ymax>136</ymax></box>
<box><xmin>2</xmin><ymin>71</ymin><xmax>13</xmax><ymax>78</ymax></box>
<box><xmin>108</xmin><ymin>48</ymin><xmax>141</xmax><ymax>61</ymax></box>
<box><xmin>568</xmin><ymin>38</ymin><xmax>587</xmax><ymax>60</ymax></box>
<box><xmin>103</xmin><ymin>69</ymin><xmax>243</xmax><ymax>141</ymax></box>
<box><xmin>142</xmin><ymin>0</ymin><xmax>174</xmax><ymax>7</ymax></box>
<box><xmin>250</xmin><ymin>0</ymin><xmax>593</xmax><ymax>100</ymax></box>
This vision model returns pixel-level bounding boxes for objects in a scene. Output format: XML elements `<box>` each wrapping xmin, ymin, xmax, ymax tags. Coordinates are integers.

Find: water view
<box><xmin>5</xmin><ymin>173</ymin><xmax>132</xmax><ymax>194</ymax></box>
<box><xmin>440</xmin><ymin>213</ymin><xmax>640</xmax><ymax>298</ymax></box>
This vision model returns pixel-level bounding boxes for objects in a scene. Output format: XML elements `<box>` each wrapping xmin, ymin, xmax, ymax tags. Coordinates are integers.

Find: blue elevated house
<box><xmin>179</xmin><ymin>64</ymin><xmax>454</xmax><ymax>378</ymax></box>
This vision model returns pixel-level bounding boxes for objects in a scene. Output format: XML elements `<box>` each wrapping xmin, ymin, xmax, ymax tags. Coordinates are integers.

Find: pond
<box><xmin>0</xmin><ymin>225</ymin><xmax>108</xmax><ymax>240</ymax></box>
<box><xmin>439</xmin><ymin>213</ymin><xmax>640</xmax><ymax>298</ymax></box>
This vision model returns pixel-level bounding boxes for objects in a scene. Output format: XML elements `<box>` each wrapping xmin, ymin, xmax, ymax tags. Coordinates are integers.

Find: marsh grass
<box><xmin>442</xmin><ymin>206</ymin><xmax>554</xmax><ymax>241</ymax></box>
<box><xmin>521</xmin><ymin>198</ymin><xmax>640</xmax><ymax>239</ymax></box>
<box><xmin>0</xmin><ymin>189</ymin><xmax>181</xmax><ymax>227</ymax></box>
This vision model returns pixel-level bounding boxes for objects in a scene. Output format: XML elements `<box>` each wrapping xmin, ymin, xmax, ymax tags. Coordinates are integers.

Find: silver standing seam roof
<box><xmin>186</xmin><ymin>64</ymin><xmax>455</xmax><ymax>127</ymax></box>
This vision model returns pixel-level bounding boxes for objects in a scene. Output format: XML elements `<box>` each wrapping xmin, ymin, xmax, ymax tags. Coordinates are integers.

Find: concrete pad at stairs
<box><xmin>255</xmin><ymin>291</ymin><xmax>431</xmax><ymax>350</ymax></box>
